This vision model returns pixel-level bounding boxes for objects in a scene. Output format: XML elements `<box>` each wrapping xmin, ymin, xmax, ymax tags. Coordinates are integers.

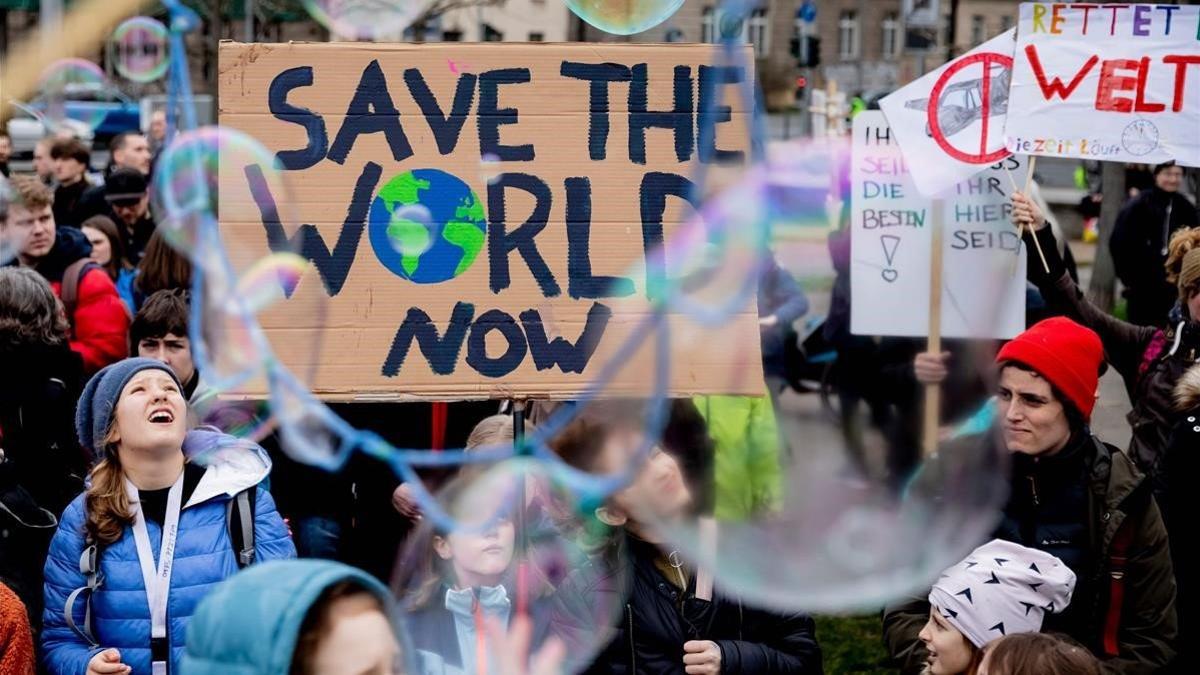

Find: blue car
<box><xmin>28</xmin><ymin>83</ymin><xmax>141</xmax><ymax>145</ymax></box>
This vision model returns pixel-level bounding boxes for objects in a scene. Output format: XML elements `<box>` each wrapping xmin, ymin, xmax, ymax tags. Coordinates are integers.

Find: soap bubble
<box><xmin>37</xmin><ymin>59</ymin><xmax>109</xmax><ymax>131</ymax></box>
<box><xmin>108</xmin><ymin>17</ymin><xmax>169</xmax><ymax>83</ymax></box>
<box><xmin>301</xmin><ymin>0</ymin><xmax>422</xmax><ymax>40</ymax></box>
<box><xmin>393</xmin><ymin>458</ymin><xmax>628</xmax><ymax>675</ymax></box>
<box><xmin>563</xmin><ymin>0</ymin><xmax>686</xmax><ymax>35</ymax></box>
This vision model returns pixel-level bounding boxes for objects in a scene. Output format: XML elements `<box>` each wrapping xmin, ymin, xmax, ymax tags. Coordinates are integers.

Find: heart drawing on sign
<box><xmin>881</xmin><ymin>268</ymin><xmax>899</xmax><ymax>283</ymax></box>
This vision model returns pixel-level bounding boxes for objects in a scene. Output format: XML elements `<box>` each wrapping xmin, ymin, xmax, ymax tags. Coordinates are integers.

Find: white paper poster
<box><xmin>850</xmin><ymin>111</ymin><xmax>1028</xmax><ymax>340</ymax></box>
<box><xmin>1005</xmin><ymin>3</ymin><xmax>1200</xmax><ymax>167</ymax></box>
<box><xmin>880</xmin><ymin>30</ymin><xmax>1017</xmax><ymax>197</ymax></box>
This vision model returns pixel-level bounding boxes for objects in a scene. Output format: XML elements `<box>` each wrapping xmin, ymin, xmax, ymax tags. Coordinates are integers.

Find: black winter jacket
<box><xmin>554</xmin><ymin>537</ymin><xmax>822</xmax><ymax>674</ymax></box>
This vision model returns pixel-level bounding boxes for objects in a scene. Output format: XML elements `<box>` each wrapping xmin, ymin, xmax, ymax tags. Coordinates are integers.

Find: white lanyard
<box><xmin>126</xmin><ymin>472</ymin><xmax>184</xmax><ymax>675</ymax></box>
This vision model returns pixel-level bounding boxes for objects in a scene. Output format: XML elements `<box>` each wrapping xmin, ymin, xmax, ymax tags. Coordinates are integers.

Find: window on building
<box><xmin>483</xmin><ymin>24</ymin><xmax>503</xmax><ymax>41</ymax></box>
<box><xmin>970</xmin><ymin>15</ymin><xmax>985</xmax><ymax>46</ymax></box>
<box><xmin>748</xmin><ymin>8</ymin><xmax>769</xmax><ymax>57</ymax></box>
<box><xmin>1000</xmin><ymin>15</ymin><xmax>1013</xmax><ymax>34</ymax></box>
<box><xmin>701</xmin><ymin>6</ymin><xmax>716</xmax><ymax>44</ymax></box>
<box><xmin>838</xmin><ymin>10</ymin><xmax>859</xmax><ymax>60</ymax></box>
<box><xmin>442</xmin><ymin>30</ymin><xmax>463</xmax><ymax>42</ymax></box>
<box><xmin>528</xmin><ymin>32</ymin><xmax>544</xmax><ymax>41</ymax></box>
<box><xmin>882</xmin><ymin>12</ymin><xmax>899</xmax><ymax>59</ymax></box>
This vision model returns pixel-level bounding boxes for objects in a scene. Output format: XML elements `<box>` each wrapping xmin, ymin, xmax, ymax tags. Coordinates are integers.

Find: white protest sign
<box><xmin>850</xmin><ymin>111</ymin><xmax>1028</xmax><ymax>339</ymax></box>
<box><xmin>880</xmin><ymin>30</ymin><xmax>1017</xmax><ymax>197</ymax></box>
<box><xmin>1005</xmin><ymin>3</ymin><xmax>1200</xmax><ymax>167</ymax></box>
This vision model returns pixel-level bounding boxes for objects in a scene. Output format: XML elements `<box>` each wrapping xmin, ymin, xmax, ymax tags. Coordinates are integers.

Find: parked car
<box><xmin>22</xmin><ymin>82</ymin><xmax>140</xmax><ymax>146</ymax></box>
<box><xmin>4</xmin><ymin>100</ymin><xmax>95</xmax><ymax>169</ymax></box>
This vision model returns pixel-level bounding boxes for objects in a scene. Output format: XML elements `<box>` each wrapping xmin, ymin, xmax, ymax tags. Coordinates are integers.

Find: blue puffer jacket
<box><xmin>41</xmin><ymin>431</ymin><xmax>297</xmax><ymax>675</ymax></box>
<box><xmin>180</xmin><ymin>559</ymin><xmax>392</xmax><ymax>675</ymax></box>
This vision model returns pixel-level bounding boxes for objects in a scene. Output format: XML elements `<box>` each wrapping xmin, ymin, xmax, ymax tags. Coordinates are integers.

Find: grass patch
<box><xmin>815</xmin><ymin>614</ymin><xmax>899</xmax><ymax>674</ymax></box>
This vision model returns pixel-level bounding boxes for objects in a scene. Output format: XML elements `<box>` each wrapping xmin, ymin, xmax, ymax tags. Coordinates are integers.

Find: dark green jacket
<box><xmin>883</xmin><ymin>437</ymin><xmax>1177</xmax><ymax>674</ymax></box>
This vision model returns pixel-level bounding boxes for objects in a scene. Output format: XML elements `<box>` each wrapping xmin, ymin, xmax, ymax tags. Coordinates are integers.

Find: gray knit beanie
<box><xmin>75</xmin><ymin>357</ymin><xmax>182</xmax><ymax>459</ymax></box>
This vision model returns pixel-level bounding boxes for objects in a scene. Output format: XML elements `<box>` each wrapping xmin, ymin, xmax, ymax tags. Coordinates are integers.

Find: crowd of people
<box><xmin>1</xmin><ymin>117</ymin><xmax>1197</xmax><ymax>675</ymax></box>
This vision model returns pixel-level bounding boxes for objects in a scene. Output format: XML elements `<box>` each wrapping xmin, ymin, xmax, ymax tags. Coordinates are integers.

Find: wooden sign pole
<box><xmin>923</xmin><ymin>200</ymin><xmax>945</xmax><ymax>458</ymax></box>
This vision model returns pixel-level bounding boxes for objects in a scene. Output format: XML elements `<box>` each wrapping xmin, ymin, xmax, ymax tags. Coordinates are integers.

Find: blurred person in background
<box><xmin>884</xmin><ymin>317</ymin><xmax>1177</xmax><ymax>674</ymax></box>
<box><xmin>551</xmin><ymin>403</ymin><xmax>822</xmax><ymax>675</ymax></box>
<box><xmin>78</xmin><ymin>132</ymin><xmax>154</xmax><ymax>223</ymax></box>
<box><xmin>0</xmin><ymin>581</ymin><xmax>36</xmax><ymax>675</ymax></box>
<box><xmin>102</xmin><ymin>169</ymin><xmax>156</xmax><ymax>264</ymax></box>
<box><xmin>0</xmin><ymin>267</ymin><xmax>87</xmax><ymax>631</ymax></box>
<box><xmin>133</xmin><ymin>230</ymin><xmax>191</xmax><ymax>310</ymax></box>
<box><xmin>1111</xmin><ymin>162</ymin><xmax>1200</xmax><ymax>327</ymax></box>
<box><xmin>49</xmin><ymin>137</ymin><xmax>93</xmax><ymax>229</ymax></box>
<box><xmin>182</xmin><ymin>560</ymin><xmax>399</xmax><ymax>675</ymax></box>
<box><xmin>0</xmin><ymin>131</ymin><xmax>11</xmax><ymax>178</ymax></box>
<box><xmin>81</xmin><ymin>214</ymin><xmax>137</xmax><ymax>313</ymax></box>
<box><xmin>148</xmin><ymin>110</ymin><xmax>167</xmax><ymax>154</ymax></box>
<box><xmin>1</xmin><ymin>175</ymin><xmax>128</xmax><ymax>374</ymax></box>
<box><xmin>32</xmin><ymin>137</ymin><xmax>56</xmax><ymax>187</ymax></box>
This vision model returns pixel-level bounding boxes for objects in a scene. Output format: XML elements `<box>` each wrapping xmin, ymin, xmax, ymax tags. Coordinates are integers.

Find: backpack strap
<box><xmin>1102</xmin><ymin>518</ymin><xmax>1138</xmax><ymax>658</ymax></box>
<box><xmin>225</xmin><ymin>487</ymin><xmax>256</xmax><ymax>568</ymax></box>
<box><xmin>60</xmin><ymin>259</ymin><xmax>99</xmax><ymax>334</ymax></box>
<box><xmin>64</xmin><ymin>539</ymin><xmax>102</xmax><ymax>648</ymax></box>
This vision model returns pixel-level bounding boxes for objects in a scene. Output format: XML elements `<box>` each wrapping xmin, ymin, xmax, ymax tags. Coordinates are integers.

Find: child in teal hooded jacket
<box><xmin>181</xmin><ymin>559</ymin><xmax>398</xmax><ymax>675</ymax></box>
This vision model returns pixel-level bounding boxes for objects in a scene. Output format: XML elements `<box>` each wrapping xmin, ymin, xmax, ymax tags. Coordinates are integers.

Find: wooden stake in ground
<box><xmin>923</xmin><ymin>200</ymin><xmax>945</xmax><ymax>458</ymax></box>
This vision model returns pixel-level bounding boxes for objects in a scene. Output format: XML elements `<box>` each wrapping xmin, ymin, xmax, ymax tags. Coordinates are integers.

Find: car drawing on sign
<box><xmin>904</xmin><ymin>67</ymin><xmax>1010</xmax><ymax>137</ymax></box>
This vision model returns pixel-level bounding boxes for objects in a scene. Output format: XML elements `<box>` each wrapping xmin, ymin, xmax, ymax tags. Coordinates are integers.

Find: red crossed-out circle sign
<box><xmin>927</xmin><ymin>51</ymin><xmax>1013</xmax><ymax>164</ymax></box>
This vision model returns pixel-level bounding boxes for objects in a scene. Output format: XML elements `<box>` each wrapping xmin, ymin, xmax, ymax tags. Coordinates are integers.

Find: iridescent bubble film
<box><xmin>108</xmin><ymin>17</ymin><xmax>169</xmax><ymax>83</ymax></box>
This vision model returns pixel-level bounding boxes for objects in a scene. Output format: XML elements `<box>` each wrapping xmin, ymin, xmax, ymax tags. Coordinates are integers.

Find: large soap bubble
<box><xmin>108</xmin><ymin>17</ymin><xmax>169</xmax><ymax>83</ymax></box>
<box><xmin>564</xmin><ymin>0</ymin><xmax>686</xmax><ymax>35</ymax></box>
<box><xmin>301</xmin><ymin>0</ymin><xmax>423</xmax><ymax>40</ymax></box>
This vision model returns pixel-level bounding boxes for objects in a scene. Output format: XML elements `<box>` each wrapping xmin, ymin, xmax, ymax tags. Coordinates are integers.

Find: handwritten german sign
<box><xmin>1005</xmin><ymin>3</ymin><xmax>1200</xmax><ymax>166</ymax></box>
<box><xmin>850</xmin><ymin>111</ymin><xmax>1028</xmax><ymax>339</ymax></box>
<box><xmin>218</xmin><ymin>42</ymin><xmax>761</xmax><ymax>400</ymax></box>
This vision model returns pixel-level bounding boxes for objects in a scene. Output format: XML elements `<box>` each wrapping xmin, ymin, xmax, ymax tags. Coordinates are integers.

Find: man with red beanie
<box><xmin>884</xmin><ymin>317</ymin><xmax>1177</xmax><ymax>674</ymax></box>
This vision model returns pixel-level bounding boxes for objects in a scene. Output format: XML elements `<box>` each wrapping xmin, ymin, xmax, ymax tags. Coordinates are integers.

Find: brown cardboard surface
<box><xmin>217</xmin><ymin>41</ymin><xmax>763</xmax><ymax>400</ymax></box>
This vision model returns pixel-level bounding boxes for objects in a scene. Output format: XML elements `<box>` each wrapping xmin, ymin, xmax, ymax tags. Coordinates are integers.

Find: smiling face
<box><xmin>918</xmin><ymin>607</ymin><xmax>977</xmax><ymax>675</ymax></box>
<box><xmin>111</xmin><ymin>369</ymin><xmax>187</xmax><ymax>456</ymax></box>
<box><xmin>997</xmin><ymin>365</ymin><xmax>1072</xmax><ymax>457</ymax></box>
<box><xmin>601</xmin><ymin>432</ymin><xmax>693</xmax><ymax>527</ymax></box>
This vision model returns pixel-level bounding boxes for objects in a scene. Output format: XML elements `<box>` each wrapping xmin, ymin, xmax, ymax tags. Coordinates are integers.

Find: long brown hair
<box><xmin>84</xmin><ymin>422</ymin><xmax>134</xmax><ymax>545</ymax></box>
<box><xmin>136</xmin><ymin>231</ymin><xmax>192</xmax><ymax>297</ymax></box>
<box><xmin>81</xmin><ymin>215</ymin><xmax>131</xmax><ymax>279</ymax></box>
<box><xmin>981</xmin><ymin>633</ymin><xmax>1100</xmax><ymax>675</ymax></box>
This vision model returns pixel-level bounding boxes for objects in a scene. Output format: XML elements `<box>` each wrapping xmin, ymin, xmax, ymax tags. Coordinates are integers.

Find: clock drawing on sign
<box><xmin>1122</xmin><ymin>119</ymin><xmax>1159</xmax><ymax>157</ymax></box>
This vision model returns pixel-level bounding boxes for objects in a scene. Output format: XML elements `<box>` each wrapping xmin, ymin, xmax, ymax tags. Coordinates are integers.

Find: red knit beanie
<box><xmin>995</xmin><ymin>317</ymin><xmax>1104</xmax><ymax>421</ymax></box>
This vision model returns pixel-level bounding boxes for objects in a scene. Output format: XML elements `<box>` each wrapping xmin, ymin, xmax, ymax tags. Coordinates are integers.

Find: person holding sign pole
<box><xmin>39</xmin><ymin>358</ymin><xmax>296</xmax><ymax>675</ymax></box>
<box><xmin>1110</xmin><ymin>162</ymin><xmax>1199</xmax><ymax>328</ymax></box>
<box><xmin>884</xmin><ymin>317</ymin><xmax>1177</xmax><ymax>674</ymax></box>
<box><xmin>550</xmin><ymin>403</ymin><xmax>822</xmax><ymax>675</ymax></box>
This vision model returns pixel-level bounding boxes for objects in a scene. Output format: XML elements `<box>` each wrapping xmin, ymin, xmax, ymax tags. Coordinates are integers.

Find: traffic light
<box><xmin>794</xmin><ymin>76</ymin><xmax>808</xmax><ymax>103</ymax></box>
<box><xmin>791</xmin><ymin>35</ymin><xmax>820</xmax><ymax>68</ymax></box>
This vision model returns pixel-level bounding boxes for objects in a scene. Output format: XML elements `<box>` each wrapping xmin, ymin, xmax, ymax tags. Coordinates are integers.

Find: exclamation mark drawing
<box><xmin>881</xmin><ymin>235</ymin><xmax>900</xmax><ymax>282</ymax></box>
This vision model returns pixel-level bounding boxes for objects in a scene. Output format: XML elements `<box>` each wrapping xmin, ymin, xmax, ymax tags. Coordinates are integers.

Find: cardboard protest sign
<box><xmin>1005</xmin><ymin>3</ymin><xmax>1200</xmax><ymax>167</ymax></box>
<box><xmin>850</xmin><ymin>111</ymin><xmax>1028</xmax><ymax>339</ymax></box>
<box><xmin>879</xmin><ymin>30</ymin><xmax>1016</xmax><ymax>197</ymax></box>
<box><xmin>217</xmin><ymin>42</ymin><xmax>762</xmax><ymax>400</ymax></box>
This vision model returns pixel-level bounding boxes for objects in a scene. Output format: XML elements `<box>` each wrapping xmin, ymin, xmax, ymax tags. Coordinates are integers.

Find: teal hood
<box><xmin>180</xmin><ymin>560</ymin><xmax>392</xmax><ymax>675</ymax></box>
